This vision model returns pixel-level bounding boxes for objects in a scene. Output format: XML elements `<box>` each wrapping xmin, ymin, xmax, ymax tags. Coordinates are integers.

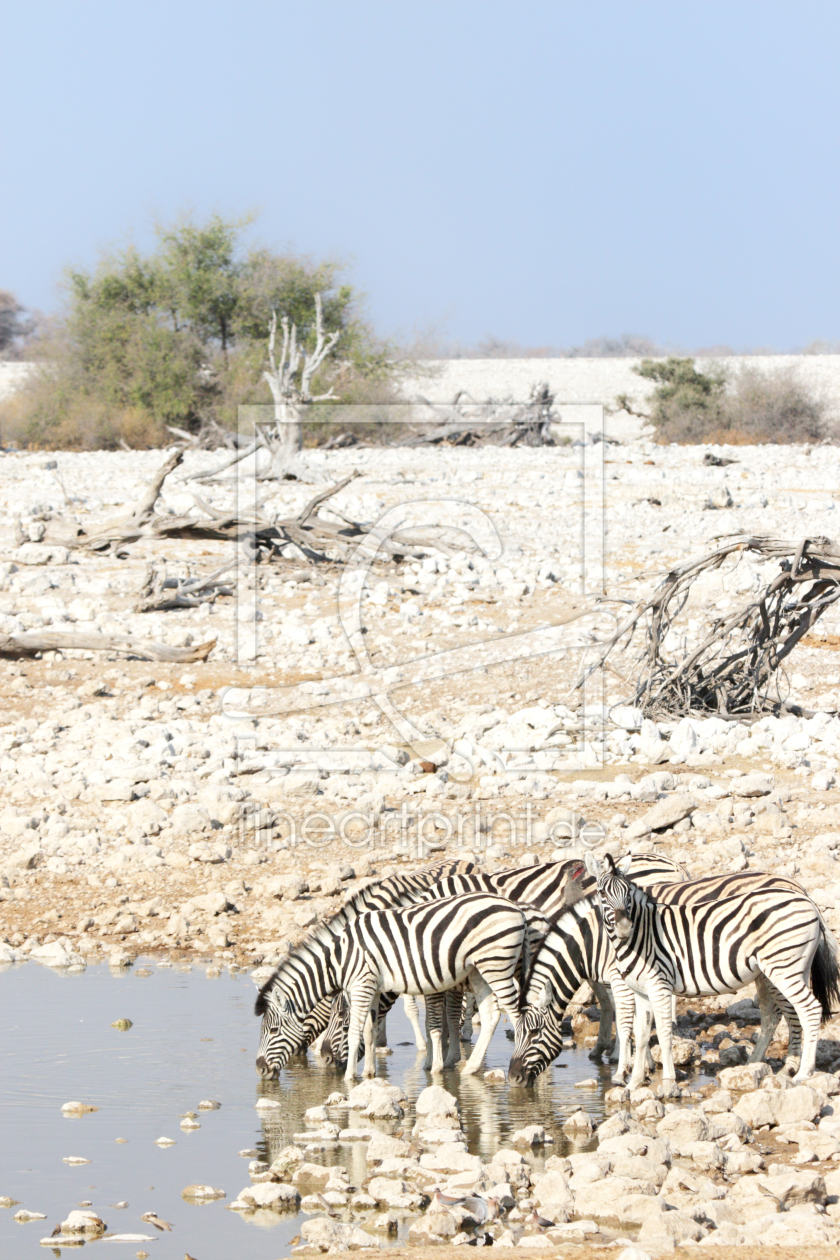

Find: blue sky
<box><xmin>2</xmin><ymin>0</ymin><xmax>838</xmax><ymax>350</ymax></box>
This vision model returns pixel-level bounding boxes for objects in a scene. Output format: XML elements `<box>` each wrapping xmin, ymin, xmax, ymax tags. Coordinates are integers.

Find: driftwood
<box><xmin>135</xmin><ymin>560</ymin><xmax>236</xmax><ymax>613</ymax></box>
<box><xmin>0</xmin><ymin>630</ymin><xmax>216</xmax><ymax>663</ymax></box>
<box><xmin>579</xmin><ymin>535</ymin><xmax>840</xmax><ymax>718</ymax></box>
<box><xmin>405</xmin><ymin>383</ymin><xmax>557</xmax><ymax>447</ymax></box>
<box><xmin>58</xmin><ymin>450</ymin><xmax>459</xmax><ymax>568</ymax></box>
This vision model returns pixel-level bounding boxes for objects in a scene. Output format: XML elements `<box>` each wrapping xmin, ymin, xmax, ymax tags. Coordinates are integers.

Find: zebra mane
<box><xmin>520</xmin><ymin>895</ymin><xmax>599</xmax><ymax>1001</ymax></box>
<box><xmin>253</xmin><ymin>919</ymin><xmax>338</xmax><ymax>1017</ymax></box>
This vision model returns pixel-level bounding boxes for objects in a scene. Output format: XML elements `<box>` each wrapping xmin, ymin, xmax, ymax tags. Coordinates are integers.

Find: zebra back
<box><xmin>653</xmin><ymin>868</ymin><xmax>806</xmax><ymax>906</ymax></box>
<box><xmin>256</xmin><ymin>859</ymin><xmax>476</xmax><ymax>1016</ymax></box>
<box><xmin>336</xmin><ymin>891</ymin><xmax>530</xmax><ymax>999</ymax></box>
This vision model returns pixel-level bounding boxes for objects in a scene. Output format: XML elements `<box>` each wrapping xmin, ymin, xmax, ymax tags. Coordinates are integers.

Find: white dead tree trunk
<box><xmin>259</xmin><ymin>292</ymin><xmax>340</xmax><ymax>483</ymax></box>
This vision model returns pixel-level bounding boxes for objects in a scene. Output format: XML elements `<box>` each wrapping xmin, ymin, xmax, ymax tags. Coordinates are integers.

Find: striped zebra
<box><xmin>256</xmin><ymin>891</ymin><xmax>532</xmax><ymax>1079</ymax></box>
<box><xmin>509</xmin><ymin>864</ymin><xmax>833</xmax><ymax>1085</ymax></box>
<box><xmin>586</xmin><ymin>851</ymin><xmax>840</xmax><ymax>1085</ymax></box>
<box><xmin>319</xmin><ymin>852</ymin><xmax>689</xmax><ymax>1069</ymax></box>
<box><xmin>262</xmin><ymin>856</ymin><xmax>475</xmax><ymax>1060</ymax></box>
<box><xmin>280</xmin><ymin>854</ymin><xmax>592</xmax><ymax>1071</ymax></box>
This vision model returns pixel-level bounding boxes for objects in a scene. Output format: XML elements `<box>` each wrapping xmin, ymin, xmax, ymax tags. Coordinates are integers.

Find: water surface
<box><xmin>1</xmin><ymin>960</ymin><xmax>616</xmax><ymax>1259</ymax></box>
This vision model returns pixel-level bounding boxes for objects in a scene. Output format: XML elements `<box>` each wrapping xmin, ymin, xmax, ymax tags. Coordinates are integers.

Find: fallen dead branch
<box><xmin>53</xmin><ymin>451</ymin><xmax>460</xmax><ymax>568</ymax></box>
<box><xmin>0</xmin><ymin>630</ymin><xmax>216</xmax><ymax>663</ymax></box>
<box><xmin>134</xmin><ymin>560</ymin><xmax>236</xmax><ymax>613</ymax></box>
<box><xmin>405</xmin><ymin>383</ymin><xmax>558</xmax><ymax>447</ymax></box>
<box><xmin>578</xmin><ymin>535</ymin><xmax>840</xmax><ymax>718</ymax></box>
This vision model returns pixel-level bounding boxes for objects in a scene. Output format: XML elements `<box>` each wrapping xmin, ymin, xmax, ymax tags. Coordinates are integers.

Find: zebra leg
<box><xmin>402</xmin><ymin>994</ymin><xmax>427</xmax><ymax>1053</ymax></box>
<box><xmin>462</xmin><ymin>971</ymin><xmax>500</xmax><ymax>1075</ymax></box>
<box><xmin>632</xmin><ymin>995</ymin><xmax>655</xmax><ymax>1074</ymax></box>
<box><xmin>758</xmin><ymin>963</ymin><xmax>822</xmax><ymax>1082</ymax></box>
<box><xmin>591</xmin><ymin>980</ymin><xmax>615</xmax><ymax>1061</ymax></box>
<box><xmin>609</xmin><ymin>972</ymin><xmax>637</xmax><ymax>1084</ymax></box>
<box><xmin>756</xmin><ymin>974</ymin><xmax>802</xmax><ymax>1073</ymax></box>
<box><xmin>344</xmin><ymin>979</ymin><xmax>378</xmax><ymax>1082</ymax></box>
<box><xmin>443</xmin><ymin>989</ymin><xmax>463</xmax><ymax>1067</ymax></box>
<box><xmin>310</xmin><ymin>1029</ymin><xmax>328</xmax><ymax>1056</ymax></box>
<box><xmin>751</xmin><ymin>972</ymin><xmax>785</xmax><ymax>1063</ymax></box>
<box><xmin>646</xmin><ymin>978</ymin><xmax>678</xmax><ymax>1084</ymax></box>
<box><xmin>424</xmin><ymin>993</ymin><xmax>446</xmax><ymax>1072</ymax></box>
<box><xmin>460</xmin><ymin>990</ymin><xmax>477</xmax><ymax>1043</ymax></box>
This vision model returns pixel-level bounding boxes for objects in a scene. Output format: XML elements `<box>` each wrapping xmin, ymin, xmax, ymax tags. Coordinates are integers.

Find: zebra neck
<box><xmin>266</xmin><ymin>922</ymin><xmax>339</xmax><ymax>1010</ymax></box>
<box><xmin>528</xmin><ymin>902</ymin><xmax>603</xmax><ymax>1006</ymax></box>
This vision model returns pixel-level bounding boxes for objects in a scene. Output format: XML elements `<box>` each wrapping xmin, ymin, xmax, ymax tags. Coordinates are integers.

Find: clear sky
<box><xmin>2</xmin><ymin>0</ymin><xmax>838</xmax><ymax>351</ymax></box>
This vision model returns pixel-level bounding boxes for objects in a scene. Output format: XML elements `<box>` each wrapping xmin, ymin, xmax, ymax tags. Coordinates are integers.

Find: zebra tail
<box><xmin>811</xmin><ymin>923</ymin><xmax>840</xmax><ymax>1023</ymax></box>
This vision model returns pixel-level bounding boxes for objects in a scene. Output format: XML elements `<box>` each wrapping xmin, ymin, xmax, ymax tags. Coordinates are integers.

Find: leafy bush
<box><xmin>2</xmin><ymin>215</ymin><xmax>391</xmax><ymax>449</ymax></box>
<box><xmin>627</xmin><ymin>356</ymin><xmax>834</xmax><ymax>444</ymax></box>
<box><xmin>632</xmin><ymin>357</ymin><xmax>727</xmax><ymax>441</ymax></box>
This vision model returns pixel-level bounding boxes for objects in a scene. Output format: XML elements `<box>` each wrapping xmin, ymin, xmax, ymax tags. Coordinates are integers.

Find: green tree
<box><xmin>5</xmin><ymin>214</ymin><xmax>388</xmax><ymax>448</ymax></box>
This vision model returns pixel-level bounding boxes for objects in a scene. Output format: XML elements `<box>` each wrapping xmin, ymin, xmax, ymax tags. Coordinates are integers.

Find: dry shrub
<box><xmin>637</xmin><ymin>357</ymin><xmax>836</xmax><ymax>445</ymax></box>
<box><xmin>719</xmin><ymin>363</ymin><xmax>832</xmax><ymax>444</ymax></box>
<box><xmin>0</xmin><ymin>365</ymin><xmax>167</xmax><ymax>449</ymax></box>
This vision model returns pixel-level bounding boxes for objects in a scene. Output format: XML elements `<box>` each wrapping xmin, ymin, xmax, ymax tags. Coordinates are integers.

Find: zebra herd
<box><xmin>255</xmin><ymin>850</ymin><xmax>840</xmax><ymax>1088</ymax></box>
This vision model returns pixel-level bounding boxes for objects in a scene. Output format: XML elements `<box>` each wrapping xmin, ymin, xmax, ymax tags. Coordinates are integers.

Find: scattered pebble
<box><xmin>14</xmin><ymin>1208</ymin><xmax>46</xmax><ymax>1221</ymax></box>
<box><xmin>62</xmin><ymin>1156</ymin><xmax>91</xmax><ymax>1165</ymax></box>
<box><xmin>111</xmin><ymin>1019</ymin><xmax>133</xmax><ymax>1031</ymax></box>
<box><xmin>61</xmin><ymin>1101</ymin><xmax>98</xmax><ymax>1114</ymax></box>
<box><xmin>181</xmin><ymin>1184</ymin><xmax>226</xmax><ymax>1201</ymax></box>
<box><xmin>153</xmin><ymin>1137</ymin><xmax>175</xmax><ymax>1146</ymax></box>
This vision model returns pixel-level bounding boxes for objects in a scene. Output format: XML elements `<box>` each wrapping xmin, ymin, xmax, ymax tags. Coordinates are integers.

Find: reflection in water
<box><xmin>3</xmin><ymin>962</ymin><xmax>709</xmax><ymax>1258</ymax></box>
<box><xmin>255</xmin><ymin>1003</ymin><xmax>609</xmax><ymax>1171</ymax></box>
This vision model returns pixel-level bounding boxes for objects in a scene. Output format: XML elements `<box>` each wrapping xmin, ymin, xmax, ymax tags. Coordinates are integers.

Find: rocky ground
<box><xmin>226</xmin><ymin>1069</ymin><xmax>840</xmax><ymax>1253</ymax></box>
<box><xmin>1</xmin><ymin>437</ymin><xmax>840</xmax><ymax>1253</ymax></box>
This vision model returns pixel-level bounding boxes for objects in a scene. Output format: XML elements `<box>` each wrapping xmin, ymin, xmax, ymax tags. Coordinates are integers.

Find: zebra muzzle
<box><xmin>255</xmin><ymin>1055</ymin><xmax>277</xmax><ymax>1078</ymax></box>
<box><xmin>612</xmin><ymin>910</ymin><xmax>632</xmax><ymax>939</ymax></box>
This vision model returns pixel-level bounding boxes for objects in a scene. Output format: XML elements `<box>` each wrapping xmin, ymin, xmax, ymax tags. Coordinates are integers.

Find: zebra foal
<box><xmin>586</xmin><ymin>851</ymin><xmax>840</xmax><ymax>1086</ymax></box>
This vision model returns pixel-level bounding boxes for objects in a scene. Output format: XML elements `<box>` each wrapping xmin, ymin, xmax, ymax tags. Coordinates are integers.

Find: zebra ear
<box><xmin>584</xmin><ymin>851</ymin><xmax>601</xmax><ymax>878</ymax></box>
<box><xmin>616</xmin><ymin>853</ymin><xmax>633</xmax><ymax>875</ymax></box>
<box><xmin>538</xmin><ymin>980</ymin><xmax>554</xmax><ymax>1010</ymax></box>
<box><xmin>603</xmin><ymin>852</ymin><xmax>617</xmax><ymax>874</ymax></box>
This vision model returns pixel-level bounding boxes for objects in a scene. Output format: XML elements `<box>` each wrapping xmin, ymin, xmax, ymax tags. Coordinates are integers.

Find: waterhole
<box><xmin>2</xmin><ymin>960</ymin><xmax>629</xmax><ymax>1258</ymax></box>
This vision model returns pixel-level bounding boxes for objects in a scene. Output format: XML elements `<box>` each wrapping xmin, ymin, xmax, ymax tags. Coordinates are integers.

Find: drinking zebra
<box><xmin>509</xmin><ymin>863</ymin><xmax>834</xmax><ymax>1085</ymax></box>
<box><xmin>586</xmin><ymin>851</ymin><xmax>840</xmax><ymax>1085</ymax></box>
<box><xmin>256</xmin><ymin>890</ymin><xmax>533</xmax><ymax>1079</ymax></box>
<box><xmin>317</xmin><ymin>851</ymin><xmax>690</xmax><ymax>1069</ymax></box>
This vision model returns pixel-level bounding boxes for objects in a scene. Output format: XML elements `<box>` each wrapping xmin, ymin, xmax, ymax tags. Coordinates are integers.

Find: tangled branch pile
<box><xmin>405</xmin><ymin>382</ymin><xmax>558</xmax><ymax>446</ymax></box>
<box><xmin>583</xmin><ymin>536</ymin><xmax>840</xmax><ymax>718</ymax></box>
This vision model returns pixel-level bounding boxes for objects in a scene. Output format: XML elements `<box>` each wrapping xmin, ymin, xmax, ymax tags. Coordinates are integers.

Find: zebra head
<box><xmin>254</xmin><ymin>985</ymin><xmax>308</xmax><ymax>1078</ymax></box>
<box><xmin>321</xmin><ymin>993</ymin><xmax>351</xmax><ymax>1069</ymax></box>
<box><xmin>585</xmin><ymin>851</ymin><xmax>634</xmax><ymax>940</ymax></box>
<box><xmin>508</xmin><ymin>979</ymin><xmax>564</xmax><ymax>1084</ymax></box>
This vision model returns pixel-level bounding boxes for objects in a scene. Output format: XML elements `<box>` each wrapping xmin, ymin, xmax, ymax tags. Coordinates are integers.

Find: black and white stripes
<box><xmin>587</xmin><ymin>851</ymin><xmax>840</xmax><ymax>1085</ymax></box>
<box><xmin>256</xmin><ymin>889</ymin><xmax>531</xmax><ymax>1078</ymax></box>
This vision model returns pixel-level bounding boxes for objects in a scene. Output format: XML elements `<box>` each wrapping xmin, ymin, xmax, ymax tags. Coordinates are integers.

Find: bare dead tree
<box><xmin>577</xmin><ymin>535</ymin><xmax>840</xmax><ymax>718</ymax></box>
<box><xmin>259</xmin><ymin>292</ymin><xmax>340</xmax><ymax>482</ymax></box>
<box><xmin>42</xmin><ymin>450</ymin><xmax>462</xmax><ymax>568</ymax></box>
<box><xmin>0</xmin><ymin>629</ymin><xmax>215</xmax><ymax>663</ymax></box>
<box><xmin>179</xmin><ymin>292</ymin><xmax>341</xmax><ymax>485</ymax></box>
<box><xmin>134</xmin><ymin>560</ymin><xmax>236</xmax><ymax>613</ymax></box>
